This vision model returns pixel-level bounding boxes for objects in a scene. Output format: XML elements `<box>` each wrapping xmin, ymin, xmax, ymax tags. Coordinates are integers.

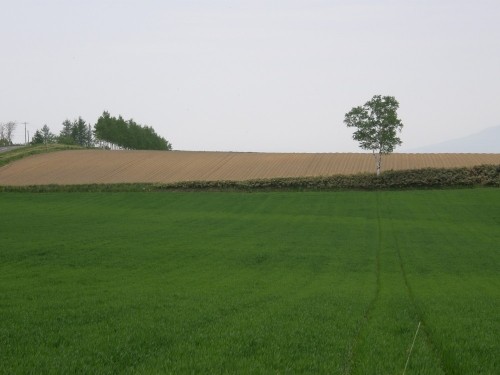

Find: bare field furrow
<box><xmin>0</xmin><ymin>150</ymin><xmax>499</xmax><ymax>186</ymax></box>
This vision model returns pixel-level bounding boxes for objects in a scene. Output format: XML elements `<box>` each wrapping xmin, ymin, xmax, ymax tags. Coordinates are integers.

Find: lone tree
<box><xmin>344</xmin><ymin>95</ymin><xmax>403</xmax><ymax>176</ymax></box>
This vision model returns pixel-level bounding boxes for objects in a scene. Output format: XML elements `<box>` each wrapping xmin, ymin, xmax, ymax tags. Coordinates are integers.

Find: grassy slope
<box><xmin>0</xmin><ymin>144</ymin><xmax>82</xmax><ymax>168</ymax></box>
<box><xmin>0</xmin><ymin>190</ymin><xmax>498</xmax><ymax>374</ymax></box>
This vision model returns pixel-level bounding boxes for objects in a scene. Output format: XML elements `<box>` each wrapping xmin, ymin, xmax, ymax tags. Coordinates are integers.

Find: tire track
<box><xmin>386</xmin><ymin>200</ymin><xmax>453</xmax><ymax>375</ymax></box>
<box><xmin>343</xmin><ymin>193</ymin><xmax>382</xmax><ymax>374</ymax></box>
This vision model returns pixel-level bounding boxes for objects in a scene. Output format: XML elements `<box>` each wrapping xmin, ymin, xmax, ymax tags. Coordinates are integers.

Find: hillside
<box><xmin>0</xmin><ymin>149</ymin><xmax>499</xmax><ymax>186</ymax></box>
<box><xmin>407</xmin><ymin>126</ymin><xmax>500</xmax><ymax>153</ymax></box>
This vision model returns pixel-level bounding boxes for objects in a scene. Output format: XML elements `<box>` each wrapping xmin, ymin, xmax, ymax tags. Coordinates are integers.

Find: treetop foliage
<box><xmin>344</xmin><ymin>95</ymin><xmax>403</xmax><ymax>154</ymax></box>
<box><xmin>31</xmin><ymin>124</ymin><xmax>56</xmax><ymax>145</ymax></box>
<box><xmin>31</xmin><ymin>118</ymin><xmax>91</xmax><ymax>147</ymax></box>
<box><xmin>94</xmin><ymin>111</ymin><xmax>172</xmax><ymax>151</ymax></box>
<box><xmin>59</xmin><ymin>117</ymin><xmax>92</xmax><ymax>147</ymax></box>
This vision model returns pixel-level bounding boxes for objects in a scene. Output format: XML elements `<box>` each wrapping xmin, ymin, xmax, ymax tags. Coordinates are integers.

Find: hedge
<box><xmin>1</xmin><ymin>164</ymin><xmax>498</xmax><ymax>193</ymax></box>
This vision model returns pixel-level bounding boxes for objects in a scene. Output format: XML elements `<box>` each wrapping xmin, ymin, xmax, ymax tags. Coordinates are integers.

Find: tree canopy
<box><xmin>344</xmin><ymin>95</ymin><xmax>403</xmax><ymax>175</ymax></box>
<box><xmin>58</xmin><ymin>117</ymin><xmax>93</xmax><ymax>147</ymax></box>
<box><xmin>94</xmin><ymin>112</ymin><xmax>172</xmax><ymax>151</ymax></box>
<box><xmin>31</xmin><ymin>125</ymin><xmax>56</xmax><ymax>145</ymax></box>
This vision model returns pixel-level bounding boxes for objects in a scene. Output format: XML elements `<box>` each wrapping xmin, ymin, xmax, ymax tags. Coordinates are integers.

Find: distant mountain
<box><xmin>407</xmin><ymin>126</ymin><xmax>500</xmax><ymax>153</ymax></box>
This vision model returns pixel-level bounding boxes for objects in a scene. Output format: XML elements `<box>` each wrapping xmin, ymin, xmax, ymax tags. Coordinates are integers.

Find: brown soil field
<box><xmin>0</xmin><ymin>150</ymin><xmax>499</xmax><ymax>186</ymax></box>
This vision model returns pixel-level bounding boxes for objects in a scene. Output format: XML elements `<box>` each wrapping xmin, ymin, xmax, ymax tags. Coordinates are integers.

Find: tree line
<box><xmin>94</xmin><ymin>112</ymin><xmax>172</xmax><ymax>150</ymax></box>
<box><xmin>30</xmin><ymin>112</ymin><xmax>172</xmax><ymax>151</ymax></box>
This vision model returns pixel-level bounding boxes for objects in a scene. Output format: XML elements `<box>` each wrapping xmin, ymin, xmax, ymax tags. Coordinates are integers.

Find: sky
<box><xmin>1</xmin><ymin>0</ymin><xmax>499</xmax><ymax>152</ymax></box>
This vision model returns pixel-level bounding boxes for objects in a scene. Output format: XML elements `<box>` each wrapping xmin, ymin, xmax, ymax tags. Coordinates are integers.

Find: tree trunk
<box><xmin>372</xmin><ymin>151</ymin><xmax>382</xmax><ymax>176</ymax></box>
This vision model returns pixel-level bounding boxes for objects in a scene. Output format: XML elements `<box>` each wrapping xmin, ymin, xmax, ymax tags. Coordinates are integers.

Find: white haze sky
<box><xmin>1</xmin><ymin>0</ymin><xmax>499</xmax><ymax>152</ymax></box>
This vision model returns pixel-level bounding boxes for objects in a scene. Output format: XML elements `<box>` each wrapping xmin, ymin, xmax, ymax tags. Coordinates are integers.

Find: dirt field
<box><xmin>0</xmin><ymin>150</ymin><xmax>499</xmax><ymax>186</ymax></box>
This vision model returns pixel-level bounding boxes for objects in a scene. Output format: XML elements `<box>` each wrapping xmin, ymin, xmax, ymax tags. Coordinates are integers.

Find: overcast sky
<box><xmin>2</xmin><ymin>0</ymin><xmax>499</xmax><ymax>152</ymax></box>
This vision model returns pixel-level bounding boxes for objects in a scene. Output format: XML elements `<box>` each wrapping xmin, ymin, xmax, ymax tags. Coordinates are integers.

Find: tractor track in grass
<box><xmin>343</xmin><ymin>194</ymin><xmax>382</xmax><ymax>374</ymax></box>
<box><xmin>386</xmin><ymin>199</ymin><xmax>451</xmax><ymax>375</ymax></box>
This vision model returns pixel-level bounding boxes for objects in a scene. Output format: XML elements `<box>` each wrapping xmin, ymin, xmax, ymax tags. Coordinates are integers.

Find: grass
<box><xmin>0</xmin><ymin>190</ymin><xmax>498</xmax><ymax>374</ymax></box>
<box><xmin>0</xmin><ymin>144</ymin><xmax>82</xmax><ymax>168</ymax></box>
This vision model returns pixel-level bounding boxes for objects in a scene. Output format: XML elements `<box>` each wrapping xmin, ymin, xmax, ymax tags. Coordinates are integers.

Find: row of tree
<box><xmin>32</xmin><ymin>118</ymin><xmax>93</xmax><ymax>147</ymax></box>
<box><xmin>0</xmin><ymin>122</ymin><xmax>17</xmax><ymax>146</ymax></box>
<box><xmin>31</xmin><ymin>112</ymin><xmax>172</xmax><ymax>151</ymax></box>
<box><xmin>94</xmin><ymin>112</ymin><xmax>172</xmax><ymax>150</ymax></box>
<box><xmin>59</xmin><ymin>118</ymin><xmax>93</xmax><ymax>147</ymax></box>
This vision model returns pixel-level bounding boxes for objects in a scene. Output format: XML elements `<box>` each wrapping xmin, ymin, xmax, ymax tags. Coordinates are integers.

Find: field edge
<box><xmin>1</xmin><ymin>164</ymin><xmax>498</xmax><ymax>192</ymax></box>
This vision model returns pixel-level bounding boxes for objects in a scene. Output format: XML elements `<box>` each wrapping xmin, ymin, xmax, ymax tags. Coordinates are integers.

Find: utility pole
<box><xmin>22</xmin><ymin>122</ymin><xmax>29</xmax><ymax>145</ymax></box>
<box><xmin>88</xmin><ymin>123</ymin><xmax>92</xmax><ymax>147</ymax></box>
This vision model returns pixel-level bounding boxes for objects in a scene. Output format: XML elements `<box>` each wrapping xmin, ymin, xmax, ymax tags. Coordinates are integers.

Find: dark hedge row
<box><xmin>154</xmin><ymin>164</ymin><xmax>500</xmax><ymax>191</ymax></box>
<box><xmin>1</xmin><ymin>164</ymin><xmax>499</xmax><ymax>193</ymax></box>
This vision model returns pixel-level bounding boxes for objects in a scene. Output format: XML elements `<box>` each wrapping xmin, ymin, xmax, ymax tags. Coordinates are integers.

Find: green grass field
<box><xmin>1</xmin><ymin>190</ymin><xmax>498</xmax><ymax>374</ymax></box>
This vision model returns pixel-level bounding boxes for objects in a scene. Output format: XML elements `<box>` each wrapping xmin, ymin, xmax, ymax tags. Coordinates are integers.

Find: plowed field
<box><xmin>0</xmin><ymin>150</ymin><xmax>499</xmax><ymax>185</ymax></box>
